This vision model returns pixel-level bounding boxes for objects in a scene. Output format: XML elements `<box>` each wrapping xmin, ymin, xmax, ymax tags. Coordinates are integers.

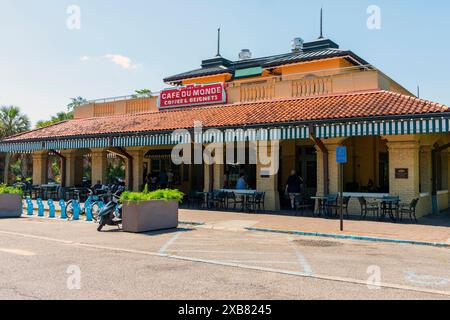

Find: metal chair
<box><xmin>226</xmin><ymin>192</ymin><xmax>245</xmax><ymax>211</ymax></box>
<box><xmin>246</xmin><ymin>192</ymin><xmax>265</xmax><ymax>213</ymax></box>
<box><xmin>399</xmin><ymin>198</ymin><xmax>419</xmax><ymax>223</ymax></box>
<box><xmin>342</xmin><ymin>196</ymin><xmax>351</xmax><ymax>218</ymax></box>
<box><xmin>381</xmin><ymin>196</ymin><xmax>400</xmax><ymax>221</ymax></box>
<box><xmin>294</xmin><ymin>195</ymin><xmax>313</xmax><ymax>216</ymax></box>
<box><xmin>358</xmin><ymin>197</ymin><xmax>379</xmax><ymax>220</ymax></box>
<box><xmin>188</xmin><ymin>191</ymin><xmax>203</xmax><ymax>209</ymax></box>
<box><xmin>324</xmin><ymin>194</ymin><xmax>339</xmax><ymax>217</ymax></box>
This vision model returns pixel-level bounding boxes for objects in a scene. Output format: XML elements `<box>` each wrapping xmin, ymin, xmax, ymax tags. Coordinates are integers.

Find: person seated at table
<box><xmin>286</xmin><ymin>170</ymin><xmax>304</xmax><ymax>210</ymax></box>
<box><xmin>367</xmin><ymin>179</ymin><xmax>375</xmax><ymax>192</ymax></box>
<box><xmin>236</xmin><ymin>174</ymin><xmax>247</xmax><ymax>190</ymax></box>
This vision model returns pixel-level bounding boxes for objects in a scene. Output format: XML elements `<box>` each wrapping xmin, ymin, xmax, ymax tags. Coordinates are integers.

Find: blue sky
<box><xmin>1</xmin><ymin>0</ymin><xmax>449</xmax><ymax>125</ymax></box>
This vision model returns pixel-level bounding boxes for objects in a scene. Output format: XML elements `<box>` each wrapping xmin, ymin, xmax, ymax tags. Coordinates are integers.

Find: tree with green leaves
<box><xmin>132</xmin><ymin>89</ymin><xmax>152</xmax><ymax>98</ymax></box>
<box><xmin>67</xmin><ymin>96</ymin><xmax>88</xmax><ymax>111</ymax></box>
<box><xmin>0</xmin><ymin>106</ymin><xmax>31</xmax><ymax>184</ymax></box>
<box><xmin>36</xmin><ymin>111</ymin><xmax>74</xmax><ymax>128</ymax></box>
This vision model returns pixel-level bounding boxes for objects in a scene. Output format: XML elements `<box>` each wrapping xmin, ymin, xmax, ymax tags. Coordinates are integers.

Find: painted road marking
<box><xmin>288</xmin><ymin>237</ymin><xmax>314</xmax><ymax>276</ymax></box>
<box><xmin>1</xmin><ymin>229</ymin><xmax>450</xmax><ymax>297</ymax></box>
<box><xmin>163</xmin><ymin>249</ymin><xmax>294</xmax><ymax>255</ymax></box>
<box><xmin>0</xmin><ymin>248</ymin><xmax>36</xmax><ymax>256</ymax></box>
<box><xmin>404</xmin><ymin>272</ymin><xmax>450</xmax><ymax>287</ymax></box>
<box><xmin>158</xmin><ymin>233</ymin><xmax>182</xmax><ymax>254</ymax></box>
<box><xmin>220</xmin><ymin>260</ymin><xmax>299</xmax><ymax>265</ymax></box>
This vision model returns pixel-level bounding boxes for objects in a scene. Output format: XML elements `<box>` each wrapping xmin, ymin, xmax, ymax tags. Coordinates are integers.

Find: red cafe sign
<box><xmin>158</xmin><ymin>83</ymin><xmax>227</xmax><ymax>109</ymax></box>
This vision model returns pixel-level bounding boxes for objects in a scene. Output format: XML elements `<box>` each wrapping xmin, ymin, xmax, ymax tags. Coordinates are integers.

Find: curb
<box><xmin>246</xmin><ymin>227</ymin><xmax>450</xmax><ymax>248</ymax></box>
<box><xmin>179</xmin><ymin>221</ymin><xmax>206</xmax><ymax>226</ymax></box>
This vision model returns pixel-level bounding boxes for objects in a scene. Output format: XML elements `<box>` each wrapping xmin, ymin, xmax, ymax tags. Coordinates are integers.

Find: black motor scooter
<box><xmin>97</xmin><ymin>188</ymin><xmax>125</xmax><ymax>232</ymax></box>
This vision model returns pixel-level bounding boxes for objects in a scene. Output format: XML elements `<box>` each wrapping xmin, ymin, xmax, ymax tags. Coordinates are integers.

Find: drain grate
<box><xmin>293</xmin><ymin>239</ymin><xmax>343</xmax><ymax>248</ymax></box>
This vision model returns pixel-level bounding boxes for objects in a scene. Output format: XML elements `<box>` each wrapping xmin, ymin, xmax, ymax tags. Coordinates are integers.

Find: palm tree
<box><xmin>36</xmin><ymin>111</ymin><xmax>73</xmax><ymax>128</ymax></box>
<box><xmin>0</xmin><ymin>106</ymin><xmax>31</xmax><ymax>184</ymax></box>
<box><xmin>67</xmin><ymin>97</ymin><xmax>87</xmax><ymax>111</ymax></box>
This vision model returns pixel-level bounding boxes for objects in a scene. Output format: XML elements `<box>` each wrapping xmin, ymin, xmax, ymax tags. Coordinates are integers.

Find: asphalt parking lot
<box><xmin>0</xmin><ymin>217</ymin><xmax>449</xmax><ymax>300</ymax></box>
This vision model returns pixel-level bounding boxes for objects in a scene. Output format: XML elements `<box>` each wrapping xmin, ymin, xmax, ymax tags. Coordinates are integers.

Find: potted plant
<box><xmin>0</xmin><ymin>184</ymin><xmax>23</xmax><ymax>218</ymax></box>
<box><xmin>120</xmin><ymin>187</ymin><xmax>184</xmax><ymax>233</ymax></box>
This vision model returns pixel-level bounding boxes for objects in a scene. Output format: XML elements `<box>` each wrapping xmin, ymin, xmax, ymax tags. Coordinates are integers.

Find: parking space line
<box><xmin>220</xmin><ymin>260</ymin><xmax>299</xmax><ymax>265</ymax></box>
<box><xmin>158</xmin><ymin>233</ymin><xmax>182</xmax><ymax>254</ymax></box>
<box><xmin>289</xmin><ymin>237</ymin><xmax>314</xmax><ymax>276</ymax></box>
<box><xmin>1</xmin><ymin>229</ymin><xmax>450</xmax><ymax>297</ymax></box>
<box><xmin>164</xmin><ymin>249</ymin><xmax>294</xmax><ymax>255</ymax></box>
<box><xmin>0</xmin><ymin>248</ymin><xmax>36</xmax><ymax>257</ymax></box>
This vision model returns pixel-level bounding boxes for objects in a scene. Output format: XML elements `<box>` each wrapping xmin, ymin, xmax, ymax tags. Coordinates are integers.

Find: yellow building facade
<box><xmin>1</xmin><ymin>38</ymin><xmax>449</xmax><ymax>217</ymax></box>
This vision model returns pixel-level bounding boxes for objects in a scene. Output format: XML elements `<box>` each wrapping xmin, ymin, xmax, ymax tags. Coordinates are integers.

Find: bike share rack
<box><xmin>24</xmin><ymin>197</ymin><xmax>105</xmax><ymax>222</ymax></box>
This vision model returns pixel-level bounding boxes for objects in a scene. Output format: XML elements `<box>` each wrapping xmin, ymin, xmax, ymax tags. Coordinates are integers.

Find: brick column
<box><xmin>91</xmin><ymin>150</ymin><xmax>108</xmax><ymax>185</ymax></box>
<box><xmin>441</xmin><ymin>151</ymin><xmax>448</xmax><ymax>190</ymax></box>
<box><xmin>321</xmin><ymin>138</ymin><xmax>347</xmax><ymax>194</ymax></box>
<box><xmin>62</xmin><ymin>151</ymin><xmax>84</xmax><ymax>187</ymax></box>
<box><xmin>256</xmin><ymin>141</ymin><xmax>280</xmax><ymax>211</ymax></box>
<box><xmin>128</xmin><ymin>149</ymin><xmax>144</xmax><ymax>192</ymax></box>
<box><xmin>315</xmin><ymin>145</ymin><xmax>325</xmax><ymax>195</ymax></box>
<box><xmin>420</xmin><ymin>146</ymin><xmax>433</xmax><ymax>194</ymax></box>
<box><xmin>32</xmin><ymin>152</ymin><xmax>48</xmax><ymax>185</ymax></box>
<box><xmin>386</xmin><ymin>137</ymin><xmax>420</xmax><ymax>204</ymax></box>
<box><xmin>203</xmin><ymin>164</ymin><xmax>213</xmax><ymax>192</ymax></box>
<box><xmin>213</xmin><ymin>164</ymin><xmax>225</xmax><ymax>190</ymax></box>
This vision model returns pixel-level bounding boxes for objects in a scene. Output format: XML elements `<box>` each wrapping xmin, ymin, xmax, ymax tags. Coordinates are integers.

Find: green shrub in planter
<box><xmin>0</xmin><ymin>184</ymin><xmax>23</xmax><ymax>195</ymax></box>
<box><xmin>0</xmin><ymin>184</ymin><xmax>23</xmax><ymax>218</ymax></box>
<box><xmin>120</xmin><ymin>187</ymin><xmax>184</xmax><ymax>233</ymax></box>
<box><xmin>120</xmin><ymin>188</ymin><xmax>184</xmax><ymax>204</ymax></box>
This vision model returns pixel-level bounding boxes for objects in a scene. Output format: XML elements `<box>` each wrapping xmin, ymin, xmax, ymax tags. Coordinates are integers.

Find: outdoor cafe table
<box><xmin>311</xmin><ymin>196</ymin><xmax>328</xmax><ymax>216</ymax></box>
<box><xmin>219</xmin><ymin>189</ymin><xmax>257</xmax><ymax>211</ymax></box>
<box><xmin>375</xmin><ymin>197</ymin><xmax>400</xmax><ymax>221</ymax></box>
<box><xmin>312</xmin><ymin>193</ymin><xmax>390</xmax><ymax>217</ymax></box>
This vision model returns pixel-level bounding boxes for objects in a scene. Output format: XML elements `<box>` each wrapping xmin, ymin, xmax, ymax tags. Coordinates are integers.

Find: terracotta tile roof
<box><xmin>4</xmin><ymin>90</ymin><xmax>449</xmax><ymax>142</ymax></box>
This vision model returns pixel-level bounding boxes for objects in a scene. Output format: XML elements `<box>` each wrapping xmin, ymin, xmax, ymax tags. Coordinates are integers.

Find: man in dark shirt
<box><xmin>285</xmin><ymin>170</ymin><xmax>304</xmax><ymax>209</ymax></box>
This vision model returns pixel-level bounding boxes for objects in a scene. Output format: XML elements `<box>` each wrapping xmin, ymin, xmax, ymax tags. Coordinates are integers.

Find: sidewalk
<box><xmin>179</xmin><ymin>209</ymin><xmax>450</xmax><ymax>245</ymax></box>
<box><xmin>24</xmin><ymin>200</ymin><xmax>450</xmax><ymax>245</ymax></box>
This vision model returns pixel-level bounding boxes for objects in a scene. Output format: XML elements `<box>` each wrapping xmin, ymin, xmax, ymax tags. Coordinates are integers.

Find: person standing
<box><xmin>286</xmin><ymin>170</ymin><xmax>304</xmax><ymax>209</ymax></box>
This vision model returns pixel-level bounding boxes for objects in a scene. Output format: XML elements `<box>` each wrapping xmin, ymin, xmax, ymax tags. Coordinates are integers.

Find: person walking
<box><xmin>286</xmin><ymin>170</ymin><xmax>304</xmax><ymax>210</ymax></box>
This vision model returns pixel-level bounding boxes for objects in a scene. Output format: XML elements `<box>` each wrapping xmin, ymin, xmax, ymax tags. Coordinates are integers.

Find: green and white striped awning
<box><xmin>0</xmin><ymin>117</ymin><xmax>448</xmax><ymax>153</ymax></box>
<box><xmin>313</xmin><ymin>117</ymin><xmax>450</xmax><ymax>139</ymax></box>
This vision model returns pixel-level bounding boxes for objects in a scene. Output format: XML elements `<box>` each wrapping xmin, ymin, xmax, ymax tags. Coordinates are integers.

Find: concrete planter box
<box><xmin>122</xmin><ymin>200</ymin><xmax>179</xmax><ymax>233</ymax></box>
<box><xmin>0</xmin><ymin>194</ymin><xmax>22</xmax><ymax>218</ymax></box>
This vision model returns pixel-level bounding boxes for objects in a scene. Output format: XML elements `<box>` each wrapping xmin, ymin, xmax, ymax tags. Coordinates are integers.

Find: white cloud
<box><xmin>80</xmin><ymin>55</ymin><xmax>91</xmax><ymax>62</ymax></box>
<box><xmin>104</xmin><ymin>54</ymin><xmax>140</xmax><ymax>70</ymax></box>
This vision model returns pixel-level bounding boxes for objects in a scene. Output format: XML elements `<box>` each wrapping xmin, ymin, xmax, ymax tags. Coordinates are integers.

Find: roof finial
<box><xmin>216</xmin><ymin>27</ymin><xmax>221</xmax><ymax>57</ymax></box>
<box><xmin>319</xmin><ymin>7</ymin><xmax>324</xmax><ymax>39</ymax></box>
<box><xmin>417</xmin><ymin>84</ymin><xmax>420</xmax><ymax>98</ymax></box>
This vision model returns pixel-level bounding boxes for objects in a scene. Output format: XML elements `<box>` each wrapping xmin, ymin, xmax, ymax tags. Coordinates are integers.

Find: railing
<box><xmin>82</xmin><ymin>93</ymin><xmax>156</xmax><ymax>106</ymax></box>
<box><xmin>126</xmin><ymin>99</ymin><xmax>151</xmax><ymax>114</ymax></box>
<box><xmin>94</xmin><ymin>103</ymin><xmax>115</xmax><ymax>117</ymax></box>
<box><xmin>292</xmin><ymin>76</ymin><xmax>333</xmax><ymax>97</ymax></box>
<box><xmin>240</xmin><ymin>82</ymin><xmax>275</xmax><ymax>102</ymax></box>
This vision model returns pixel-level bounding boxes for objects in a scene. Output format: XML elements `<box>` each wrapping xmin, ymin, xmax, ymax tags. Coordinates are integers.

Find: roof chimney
<box><xmin>239</xmin><ymin>49</ymin><xmax>252</xmax><ymax>60</ymax></box>
<box><xmin>291</xmin><ymin>37</ymin><xmax>304</xmax><ymax>53</ymax></box>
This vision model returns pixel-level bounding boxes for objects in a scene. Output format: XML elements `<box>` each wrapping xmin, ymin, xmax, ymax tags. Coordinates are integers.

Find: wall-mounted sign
<box><xmin>336</xmin><ymin>146</ymin><xmax>348</xmax><ymax>164</ymax></box>
<box><xmin>395</xmin><ymin>168</ymin><xmax>409</xmax><ymax>179</ymax></box>
<box><xmin>158</xmin><ymin>83</ymin><xmax>227</xmax><ymax>109</ymax></box>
